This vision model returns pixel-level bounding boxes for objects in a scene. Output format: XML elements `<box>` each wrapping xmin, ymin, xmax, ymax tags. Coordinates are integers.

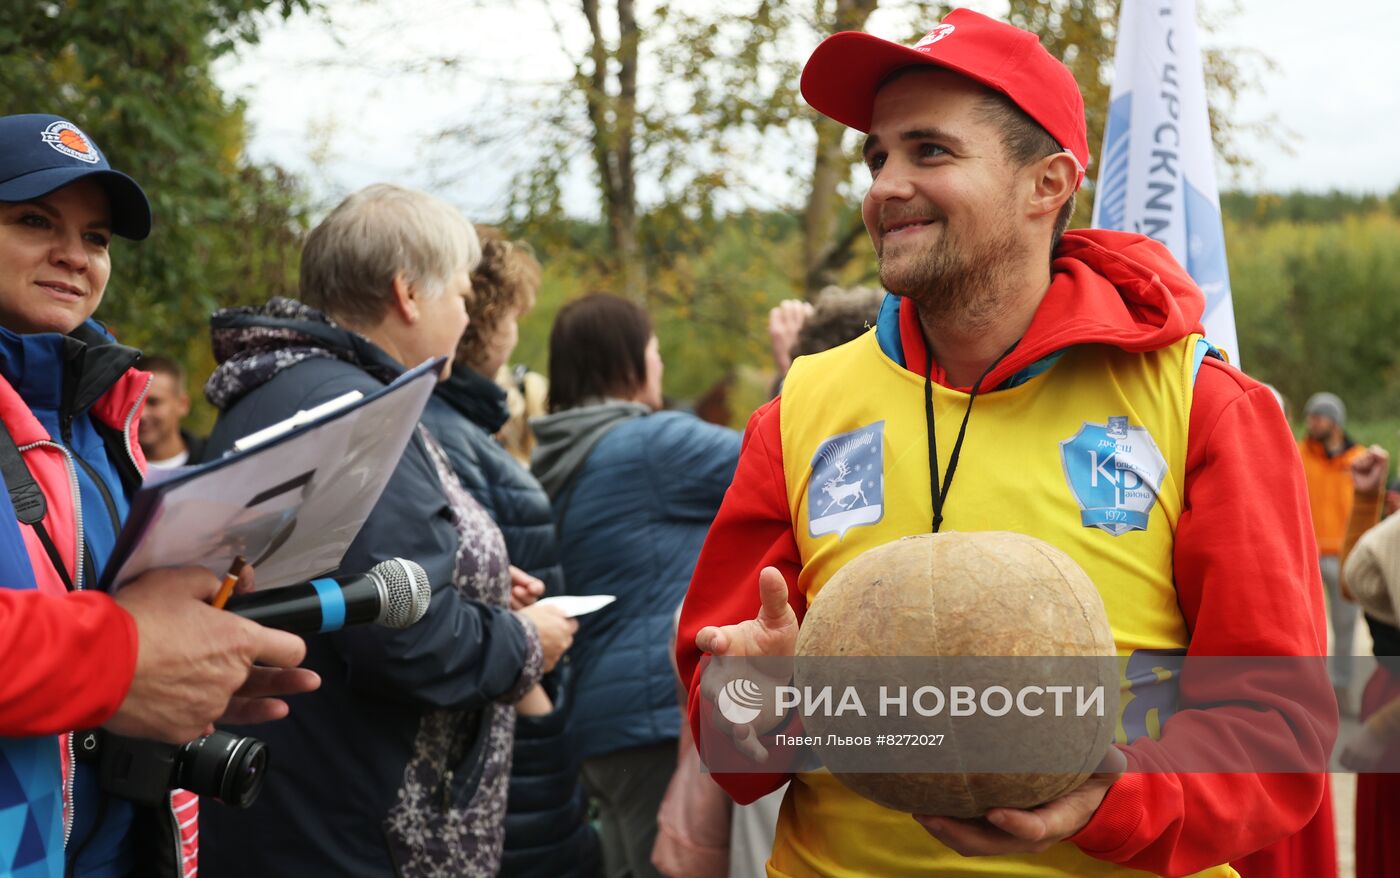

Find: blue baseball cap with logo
<box><xmin>0</xmin><ymin>114</ymin><xmax>152</xmax><ymax>240</ymax></box>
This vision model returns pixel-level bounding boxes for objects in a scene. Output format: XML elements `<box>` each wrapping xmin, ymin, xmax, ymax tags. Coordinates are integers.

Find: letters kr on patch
<box><xmin>1059</xmin><ymin>416</ymin><xmax>1167</xmax><ymax>536</ymax></box>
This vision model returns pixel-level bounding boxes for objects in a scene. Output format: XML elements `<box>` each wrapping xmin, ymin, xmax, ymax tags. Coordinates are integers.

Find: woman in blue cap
<box><xmin>0</xmin><ymin>114</ymin><xmax>316</xmax><ymax>878</ymax></box>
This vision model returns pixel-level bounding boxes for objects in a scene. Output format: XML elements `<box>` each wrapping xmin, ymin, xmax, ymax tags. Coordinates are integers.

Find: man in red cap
<box><xmin>678</xmin><ymin>9</ymin><xmax>1333</xmax><ymax>877</ymax></box>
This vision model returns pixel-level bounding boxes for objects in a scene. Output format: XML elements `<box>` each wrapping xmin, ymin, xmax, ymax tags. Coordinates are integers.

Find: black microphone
<box><xmin>224</xmin><ymin>559</ymin><xmax>431</xmax><ymax>634</ymax></box>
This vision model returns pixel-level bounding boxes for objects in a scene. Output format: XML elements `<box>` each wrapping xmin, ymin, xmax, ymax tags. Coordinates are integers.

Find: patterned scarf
<box><xmin>204</xmin><ymin>297</ymin><xmax>401</xmax><ymax>410</ymax></box>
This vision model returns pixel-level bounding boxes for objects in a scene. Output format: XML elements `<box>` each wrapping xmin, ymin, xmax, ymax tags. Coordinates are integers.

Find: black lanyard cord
<box><xmin>924</xmin><ymin>339</ymin><xmax>1020</xmax><ymax>533</ymax></box>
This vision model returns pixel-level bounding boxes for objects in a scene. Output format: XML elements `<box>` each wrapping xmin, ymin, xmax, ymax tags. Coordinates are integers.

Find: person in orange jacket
<box><xmin>1299</xmin><ymin>391</ymin><xmax>1368</xmax><ymax>712</ymax></box>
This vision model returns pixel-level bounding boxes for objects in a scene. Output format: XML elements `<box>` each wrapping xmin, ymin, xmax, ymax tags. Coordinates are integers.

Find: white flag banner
<box><xmin>1092</xmin><ymin>0</ymin><xmax>1240</xmax><ymax>366</ymax></box>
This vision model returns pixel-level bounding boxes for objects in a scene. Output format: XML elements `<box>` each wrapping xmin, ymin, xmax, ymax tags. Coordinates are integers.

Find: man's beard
<box><xmin>877</xmin><ymin>215</ymin><xmax>1026</xmax><ymax>331</ymax></box>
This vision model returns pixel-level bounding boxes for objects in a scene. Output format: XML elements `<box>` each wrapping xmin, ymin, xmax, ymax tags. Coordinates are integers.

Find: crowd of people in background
<box><xmin>122</xmin><ymin>206</ymin><xmax>887</xmax><ymax>877</ymax></box>
<box><xmin>5</xmin><ymin>8</ymin><xmax>1400</xmax><ymax>877</ymax></box>
<box><xmin>106</xmin><ymin>176</ymin><xmax>885</xmax><ymax>876</ymax></box>
<box><xmin>8</xmin><ymin>107</ymin><xmax>1400</xmax><ymax>878</ymax></box>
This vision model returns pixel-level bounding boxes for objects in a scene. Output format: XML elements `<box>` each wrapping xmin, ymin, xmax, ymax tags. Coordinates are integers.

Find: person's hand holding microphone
<box><xmin>106</xmin><ymin>564</ymin><xmax>320</xmax><ymax>744</ymax></box>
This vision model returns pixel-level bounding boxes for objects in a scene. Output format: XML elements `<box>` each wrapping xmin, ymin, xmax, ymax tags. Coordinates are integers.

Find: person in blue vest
<box><xmin>0</xmin><ymin>113</ymin><xmax>317</xmax><ymax>878</ymax></box>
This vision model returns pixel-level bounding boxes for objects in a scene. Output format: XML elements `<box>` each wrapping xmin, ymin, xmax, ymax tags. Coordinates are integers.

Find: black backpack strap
<box><xmin>0</xmin><ymin>417</ymin><xmax>45</xmax><ymax>526</ymax></box>
<box><xmin>0</xmin><ymin>417</ymin><xmax>74</xmax><ymax>590</ymax></box>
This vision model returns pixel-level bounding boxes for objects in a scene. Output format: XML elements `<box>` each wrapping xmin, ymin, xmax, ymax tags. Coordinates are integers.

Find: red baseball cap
<box><xmin>800</xmin><ymin>8</ymin><xmax>1088</xmax><ymax>184</ymax></box>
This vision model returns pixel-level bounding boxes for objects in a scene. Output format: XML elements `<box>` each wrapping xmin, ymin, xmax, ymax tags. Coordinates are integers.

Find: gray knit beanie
<box><xmin>1304</xmin><ymin>392</ymin><xmax>1346</xmax><ymax>427</ymax></box>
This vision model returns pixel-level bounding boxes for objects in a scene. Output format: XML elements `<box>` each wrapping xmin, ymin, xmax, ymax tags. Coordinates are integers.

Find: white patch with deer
<box><xmin>808</xmin><ymin>421</ymin><xmax>885</xmax><ymax>540</ymax></box>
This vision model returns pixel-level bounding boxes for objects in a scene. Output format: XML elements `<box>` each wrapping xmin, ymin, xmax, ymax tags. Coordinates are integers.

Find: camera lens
<box><xmin>175</xmin><ymin>731</ymin><xmax>269</xmax><ymax>809</ymax></box>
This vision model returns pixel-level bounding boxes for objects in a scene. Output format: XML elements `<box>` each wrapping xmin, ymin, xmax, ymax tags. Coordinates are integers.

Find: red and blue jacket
<box><xmin>678</xmin><ymin>230</ymin><xmax>1337</xmax><ymax>878</ymax></box>
<box><xmin>0</xmin><ymin>320</ymin><xmax>195</xmax><ymax>878</ymax></box>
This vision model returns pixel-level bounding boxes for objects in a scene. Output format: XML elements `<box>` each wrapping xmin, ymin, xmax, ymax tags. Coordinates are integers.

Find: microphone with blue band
<box><xmin>224</xmin><ymin>558</ymin><xmax>431</xmax><ymax>634</ymax></box>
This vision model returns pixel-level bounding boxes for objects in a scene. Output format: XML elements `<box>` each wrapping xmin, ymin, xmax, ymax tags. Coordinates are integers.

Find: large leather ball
<box><xmin>794</xmin><ymin>531</ymin><xmax>1119</xmax><ymax>817</ymax></box>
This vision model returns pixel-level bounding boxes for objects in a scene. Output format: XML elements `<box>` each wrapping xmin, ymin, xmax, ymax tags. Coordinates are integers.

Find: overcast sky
<box><xmin>214</xmin><ymin>0</ymin><xmax>1400</xmax><ymax>219</ymax></box>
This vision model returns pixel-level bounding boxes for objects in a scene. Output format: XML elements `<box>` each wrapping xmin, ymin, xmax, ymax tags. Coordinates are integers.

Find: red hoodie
<box><xmin>677</xmin><ymin>230</ymin><xmax>1335</xmax><ymax>878</ymax></box>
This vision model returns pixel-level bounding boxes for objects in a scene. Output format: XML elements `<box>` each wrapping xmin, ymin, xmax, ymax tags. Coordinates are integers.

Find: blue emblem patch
<box><xmin>809</xmin><ymin>421</ymin><xmax>885</xmax><ymax>539</ymax></box>
<box><xmin>1059</xmin><ymin>417</ymin><xmax>1167</xmax><ymax>536</ymax></box>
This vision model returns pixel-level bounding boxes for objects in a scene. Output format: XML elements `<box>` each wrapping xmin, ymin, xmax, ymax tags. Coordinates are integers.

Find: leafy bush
<box><xmin>1228</xmin><ymin>211</ymin><xmax>1400</xmax><ymax>422</ymax></box>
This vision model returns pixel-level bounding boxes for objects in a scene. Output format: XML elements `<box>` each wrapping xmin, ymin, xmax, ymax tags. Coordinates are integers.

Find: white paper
<box><xmin>105</xmin><ymin>359</ymin><xmax>441</xmax><ymax>590</ymax></box>
<box><xmin>536</xmin><ymin>594</ymin><xmax>617</xmax><ymax>618</ymax></box>
<box><xmin>232</xmin><ymin>390</ymin><xmax>364</xmax><ymax>453</ymax></box>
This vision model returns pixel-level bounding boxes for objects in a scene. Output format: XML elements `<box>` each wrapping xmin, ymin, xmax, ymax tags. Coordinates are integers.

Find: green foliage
<box><xmin>512</xmin><ymin>210</ymin><xmax>806</xmax><ymax>413</ymax></box>
<box><xmin>1227</xmin><ymin>210</ymin><xmax>1400</xmax><ymax>422</ymax></box>
<box><xmin>510</xmin><ymin>199</ymin><xmax>1400</xmax><ymax>433</ymax></box>
<box><xmin>496</xmin><ymin>0</ymin><xmax>1268</xmax><ymax>417</ymax></box>
<box><xmin>3</xmin><ymin>0</ymin><xmax>1362</xmax><ymax>440</ymax></box>
<box><xmin>0</xmin><ymin>0</ymin><xmax>312</xmax><ymax>427</ymax></box>
<box><xmin>1222</xmin><ymin>188</ymin><xmax>1400</xmax><ymax>226</ymax></box>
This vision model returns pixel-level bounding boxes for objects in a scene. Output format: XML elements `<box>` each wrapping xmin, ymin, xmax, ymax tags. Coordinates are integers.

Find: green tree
<box><xmin>631</xmin><ymin>0</ymin><xmax>1269</xmax><ymax>298</ymax></box>
<box><xmin>436</xmin><ymin>0</ymin><xmax>1274</xmax><ymax>411</ymax></box>
<box><xmin>1222</xmin><ymin>189</ymin><xmax>1387</xmax><ymax>226</ymax></box>
<box><xmin>1227</xmin><ymin>211</ymin><xmax>1400</xmax><ymax>421</ymax></box>
<box><xmin>0</xmin><ymin>0</ymin><xmax>314</xmax><ymax>380</ymax></box>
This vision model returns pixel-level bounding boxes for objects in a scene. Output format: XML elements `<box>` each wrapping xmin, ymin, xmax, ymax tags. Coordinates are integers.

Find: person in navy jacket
<box><xmin>420</xmin><ymin>227</ymin><xmax>599</xmax><ymax>877</ymax></box>
<box><xmin>532</xmin><ymin>293</ymin><xmax>740</xmax><ymax>878</ymax></box>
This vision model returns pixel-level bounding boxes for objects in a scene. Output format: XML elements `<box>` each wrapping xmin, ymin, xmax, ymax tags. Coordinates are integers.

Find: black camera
<box><xmin>90</xmin><ymin>730</ymin><xmax>268</xmax><ymax>809</ymax></box>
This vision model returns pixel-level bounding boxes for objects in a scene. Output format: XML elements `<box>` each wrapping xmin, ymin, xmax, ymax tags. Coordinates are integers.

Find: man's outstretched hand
<box><xmin>1352</xmin><ymin>445</ymin><xmax>1390</xmax><ymax>494</ymax></box>
<box><xmin>768</xmin><ymin>299</ymin><xmax>814</xmax><ymax>375</ymax></box>
<box><xmin>695</xmin><ymin>566</ymin><xmax>799</xmax><ymax>659</ymax></box>
<box><xmin>695</xmin><ymin>567</ymin><xmax>799</xmax><ymax>762</ymax></box>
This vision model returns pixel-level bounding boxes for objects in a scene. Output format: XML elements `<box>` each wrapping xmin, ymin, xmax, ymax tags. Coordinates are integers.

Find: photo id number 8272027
<box><xmin>878</xmin><ymin>734</ymin><xmax>945</xmax><ymax>746</ymax></box>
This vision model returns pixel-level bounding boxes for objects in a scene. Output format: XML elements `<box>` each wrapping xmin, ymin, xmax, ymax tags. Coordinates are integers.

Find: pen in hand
<box><xmin>212</xmin><ymin>556</ymin><xmax>248</xmax><ymax>610</ymax></box>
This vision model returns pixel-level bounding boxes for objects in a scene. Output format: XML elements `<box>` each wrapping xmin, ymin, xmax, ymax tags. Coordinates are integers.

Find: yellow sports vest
<box><xmin>771</xmin><ymin>330</ymin><xmax>1235</xmax><ymax>878</ymax></box>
